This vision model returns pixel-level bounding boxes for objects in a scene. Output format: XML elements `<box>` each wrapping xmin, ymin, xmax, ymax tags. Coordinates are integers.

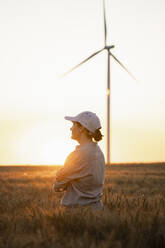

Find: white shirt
<box><xmin>54</xmin><ymin>141</ymin><xmax>105</xmax><ymax>208</ymax></box>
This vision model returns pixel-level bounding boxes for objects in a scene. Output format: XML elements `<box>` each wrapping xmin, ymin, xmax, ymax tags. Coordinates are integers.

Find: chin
<box><xmin>71</xmin><ymin>135</ymin><xmax>77</xmax><ymax>141</ymax></box>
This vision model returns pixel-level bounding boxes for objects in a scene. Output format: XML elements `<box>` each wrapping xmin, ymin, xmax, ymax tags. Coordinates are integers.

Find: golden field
<box><xmin>0</xmin><ymin>163</ymin><xmax>165</xmax><ymax>248</ymax></box>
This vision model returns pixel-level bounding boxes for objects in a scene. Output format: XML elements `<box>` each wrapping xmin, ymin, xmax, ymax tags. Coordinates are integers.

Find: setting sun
<box><xmin>13</xmin><ymin>121</ymin><xmax>74</xmax><ymax>165</ymax></box>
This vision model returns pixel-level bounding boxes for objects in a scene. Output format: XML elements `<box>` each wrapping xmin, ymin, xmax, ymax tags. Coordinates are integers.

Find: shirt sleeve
<box><xmin>53</xmin><ymin>149</ymin><xmax>91</xmax><ymax>192</ymax></box>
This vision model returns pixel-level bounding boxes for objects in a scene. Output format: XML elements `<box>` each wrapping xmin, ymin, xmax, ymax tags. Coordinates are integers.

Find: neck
<box><xmin>77</xmin><ymin>134</ymin><xmax>92</xmax><ymax>145</ymax></box>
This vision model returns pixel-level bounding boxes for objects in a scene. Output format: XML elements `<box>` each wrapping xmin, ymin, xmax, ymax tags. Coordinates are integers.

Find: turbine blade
<box><xmin>103</xmin><ymin>0</ymin><xmax>107</xmax><ymax>46</ymax></box>
<box><xmin>110</xmin><ymin>52</ymin><xmax>137</xmax><ymax>82</ymax></box>
<box><xmin>61</xmin><ymin>48</ymin><xmax>104</xmax><ymax>77</ymax></box>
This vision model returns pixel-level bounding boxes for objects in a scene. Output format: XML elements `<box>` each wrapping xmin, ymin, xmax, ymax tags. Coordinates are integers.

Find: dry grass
<box><xmin>0</xmin><ymin>163</ymin><xmax>165</xmax><ymax>248</ymax></box>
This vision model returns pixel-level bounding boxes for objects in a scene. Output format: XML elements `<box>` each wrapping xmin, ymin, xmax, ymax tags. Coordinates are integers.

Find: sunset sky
<box><xmin>0</xmin><ymin>0</ymin><xmax>165</xmax><ymax>165</ymax></box>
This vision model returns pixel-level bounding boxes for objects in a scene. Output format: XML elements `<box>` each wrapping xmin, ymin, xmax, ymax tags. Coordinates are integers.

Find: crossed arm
<box><xmin>53</xmin><ymin>151</ymin><xmax>78</xmax><ymax>192</ymax></box>
<box><xmin>53</xmin><ymin>151</ymin><xmax>89</xmax><ymax>192</ymax></box>
<box><xmin>53</xmin><ymin>167</ymin><xmax>69</xmax><ymax>192</ymax></box>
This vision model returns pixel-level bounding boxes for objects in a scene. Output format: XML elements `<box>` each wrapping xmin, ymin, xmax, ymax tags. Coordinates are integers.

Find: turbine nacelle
<box><xmin>105</xmin><ymin>45</ymin><xmax>115</xmax><ymax>51</ymax></box>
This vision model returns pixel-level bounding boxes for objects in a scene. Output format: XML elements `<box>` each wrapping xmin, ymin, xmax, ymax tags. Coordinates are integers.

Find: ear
<box><xmin>82</xmin><ymin>126</ymin><xmax>89</xmax><ymax>136</ymax></box>
<box><xmin>79</xmin><ymin>125</ymin><xmax>86</xmax><ymax>133</ymax></box>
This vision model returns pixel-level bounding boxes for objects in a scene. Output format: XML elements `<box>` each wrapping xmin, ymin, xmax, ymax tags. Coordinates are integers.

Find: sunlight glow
<box><xmin>14</xmin><ymin>121</ymin><xmax>73</xmax><ymax>165</ymax></box>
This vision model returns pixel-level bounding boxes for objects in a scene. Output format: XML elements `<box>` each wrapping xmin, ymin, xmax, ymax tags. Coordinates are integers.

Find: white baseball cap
<box><xmin>65</xmin><ymin>111</ymin><xmax>101</xmax><ymax>133</ymax></box>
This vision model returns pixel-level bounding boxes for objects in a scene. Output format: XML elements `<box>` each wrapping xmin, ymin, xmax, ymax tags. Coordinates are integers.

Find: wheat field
<box><xmin>0</xmin><ymin>163</ymin><xmax>165</xmax><ymax>248</ymax></box>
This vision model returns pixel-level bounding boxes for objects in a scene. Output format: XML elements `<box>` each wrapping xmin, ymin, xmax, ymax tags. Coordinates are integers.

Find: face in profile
<box><xmin>70</xmin><ymin>122</ymin><xmax>83</xmax><ymax>141</ymax></box>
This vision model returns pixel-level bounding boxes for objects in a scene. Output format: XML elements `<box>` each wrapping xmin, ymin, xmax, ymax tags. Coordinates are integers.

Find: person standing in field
<box><xmin>54</xmin><ymin>111</ymin><xmax>105</xmax><ymax>209</ymax></box>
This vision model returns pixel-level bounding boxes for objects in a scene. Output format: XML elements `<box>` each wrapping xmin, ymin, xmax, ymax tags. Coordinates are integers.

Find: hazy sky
<box><xmin>0</xmin><ymin>0</ymin><xmax>165</xmax><ymax>164</ymax></box>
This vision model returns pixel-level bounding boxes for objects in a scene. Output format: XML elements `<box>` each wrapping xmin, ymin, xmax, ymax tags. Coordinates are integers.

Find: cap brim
<box><xmin>64</xmin><ymin>116</ymin><xmax>77</xmax><ymax>122</ymax></box>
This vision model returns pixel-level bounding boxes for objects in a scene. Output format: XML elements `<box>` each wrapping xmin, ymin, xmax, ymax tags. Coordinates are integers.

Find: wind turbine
<box><xmin>61</xmin><ymin>0</ymin><xmax>137</xmax><ymax>165</ymax></box>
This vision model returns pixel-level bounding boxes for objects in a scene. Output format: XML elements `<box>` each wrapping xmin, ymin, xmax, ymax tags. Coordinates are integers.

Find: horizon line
<box><xmin>0</xmin><ymin>161</ymin><xmax>165</xmax><ymax>166</ymax></box>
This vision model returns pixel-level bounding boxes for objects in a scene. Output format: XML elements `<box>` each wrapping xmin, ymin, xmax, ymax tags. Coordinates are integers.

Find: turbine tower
<box><xmin>61</xmin><ymin>0</ymin><xmax>137</xmax><ymax>165</ymax></box>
